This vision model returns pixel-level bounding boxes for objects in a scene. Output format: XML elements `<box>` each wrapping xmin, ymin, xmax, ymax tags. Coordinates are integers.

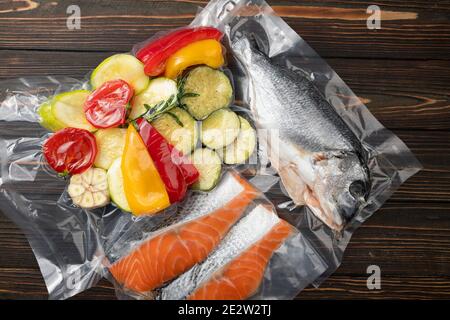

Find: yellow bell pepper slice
<box><xmin>164</xmin><ymin>39</ymin><xmax>224</xmax><ymax>79</ymax></box>
<box><xmin>122</xmin><ymin>125</ymin><xmax>170</xmax><ymax>215</ymax></box>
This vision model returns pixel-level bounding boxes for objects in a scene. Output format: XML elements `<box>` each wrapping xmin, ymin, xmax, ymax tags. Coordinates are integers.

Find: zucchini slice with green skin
<box><xmin>129</xmin><ymin>77</ymin><xmax>178</xmax><ymax>120</ymax></box>
<box><xmin>180</xmin><ymin>66</ymin><xmax>233</xmax><ymax>120</ymax></box>
<box><xmin>152</xmin><ymin>107</ymin><xmax>198</xmax><ymax>155</ymax></box>
<box><xmin>107</xmin><ymin>157</ymin><xmax>131</xmax><ymax>212</ymax></box>
<box><xmin>51</xmin><ymin>90</ymin><xmax>97</xmax><ymax>132</ymax></box>
<box><xmin>189</xmin><ymin>148</ymin><xmax>222</xmax><ymax>191</ymax></box>
<box><xmin>38</xmin><ymin>100</ymin><xmax>65</xmax><ymax>132</ymax></box>
<box><xmin>201</xmin><ymin>108</ymin><xmax>240</xmax><ymax>149</ymax></box>
<box><xmin>217</xmin><ymin>116</ymin><xmax>256</xmax><ymax>165</ymax></box>
<box><xmin>91</xmin><ymin>54</ymin><xmax>149</xmax><ymax>94</ymax></box>
<box><xmin>94</xmin><ymin>128</ymin><xmax>127</xmax><ymax>170</ymax></box>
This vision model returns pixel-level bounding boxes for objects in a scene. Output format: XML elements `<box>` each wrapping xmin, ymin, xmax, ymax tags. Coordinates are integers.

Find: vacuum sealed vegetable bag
<box><xmin>0</xmin><ymin>0</ymin><xmax>421</xmax><ymax>300</ymax></box>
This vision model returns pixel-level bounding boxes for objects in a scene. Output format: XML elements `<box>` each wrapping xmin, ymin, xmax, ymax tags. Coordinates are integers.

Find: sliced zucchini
<box><xmin>189</xmin><ymin>148</ymin><xmax>222</xmax><ymax>191</ymax></box>
<box><xmin>38</xmin><ymin>100</ymin><xmax>65</xmax><ymax>132</ymax></box>
<box><xmin>51</xmin><ymin>90</ymin><xmax>96</xmax><ymax>132</ymax></box>
<box><xmin>107</xmin><ymin>157</ymin><xmax>131</xmax><ymax>212</ymax></box>
<box><xmin>201</xmin><ymin>108</ymin><xmax>240</xmax><ymax>149</ymax></box>
<box><xmin>94</xmin><ymin>128</ymin><xmax>127</xmax><ymax>170</ymax></box>
<box><xmin>217</xmin><ymin>116</ymin><xmax>256</xmax><ymax>165</ymax></box>
<box><xmin>152</xmin><ymin>107</ymin><xmax>198</xmax><ymax>155</ymax></box>
<box><xmin>129</xmin><ymin>77</ymin><xmax>178</xmax><ymax>120</ymax></box>
<box><xmin>180</xmin><ymin>66</ymin><xmax>233</xmax><ymax>120</ymax></box>
<box><xmin>91</xmin><ymin>54</ymin><xmax>149</xmax><ymax>94</ymax></box>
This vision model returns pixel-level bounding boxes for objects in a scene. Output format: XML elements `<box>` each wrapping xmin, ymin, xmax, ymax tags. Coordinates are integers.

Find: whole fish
<box><xmin>231</xmin><ymin>37</ymin><xmax>370</xmax><ymax>231</ymax></box>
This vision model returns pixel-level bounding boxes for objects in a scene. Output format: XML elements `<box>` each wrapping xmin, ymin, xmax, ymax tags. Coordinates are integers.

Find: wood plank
<box><xmin>1</xmin><ymin>201</ymin><xmax>449</xmax><ymax>276</ymax></box>
<box><xmin>298</xmin><ymin>276</ymin><xmax>450</xmax><ymax>300</ymax></box>
<box><xmin>1</xmin><ymin>50</ymin><xmax>449</xmax><ymax>131</ymax></box>
<box><xmin>0</xmin><ymin>0</ymin><xmax>448</xmax><ymax>302</ymax></box>
<box><xmin>0</xmin><ymin>1</ymin><xmax>449</xmax><ymax>60</ymax></box>
<box><xmin>1</xmin><ymin>268</ymin><xmax>449</xmax><ymax>300</ymax></box>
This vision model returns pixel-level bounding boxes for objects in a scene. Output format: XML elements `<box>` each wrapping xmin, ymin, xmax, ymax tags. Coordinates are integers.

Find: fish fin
<box><xmin>312</xmin><ymin>152</ymin><xmax>328</xmax><ymax>163</ymax></box>
<box><xmin>312</xmin><ymin>151</ymin><xmax>346</xmax><ymax>164</ymax></box>
<box><xmin>251</xmin><ymin>34</ymin><xmax>270</xmax><ymax>55</ymax></box>
<box><xmin>277</xmin><ymin>149</ymin><xmax>344</xmax><ymax>232</ymax></box>
<box><xmin>278</xmin><ymin>163</ymin><xmax>308</xmax><ymax>206</ymax></box>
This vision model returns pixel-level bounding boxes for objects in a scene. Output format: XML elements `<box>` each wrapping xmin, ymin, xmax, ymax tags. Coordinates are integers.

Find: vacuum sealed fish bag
<box><xmin>106</xmin><ymin>170</ymin><xmax>327</xmax><ymax>300</ymax></box>
<box><xmin>0</xmin><ymin>0</ymin><xmax>421</xmax><ymax>300</ymax></box>
<box><xmin>191</xmin><ymin>0</ymin><xmax>422</xmax><ymax>284</ymax></box>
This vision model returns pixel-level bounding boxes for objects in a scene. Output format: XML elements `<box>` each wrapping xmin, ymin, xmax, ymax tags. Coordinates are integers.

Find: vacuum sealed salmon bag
<box><xmin>105</xmin><ymin>170</ymin><xmax>327</xmax><ymax>300</ymax></box>
<box><xmin>0</xmin><ymin>0</ymin><xmax>420</xmax><ymax>299</ymax></box>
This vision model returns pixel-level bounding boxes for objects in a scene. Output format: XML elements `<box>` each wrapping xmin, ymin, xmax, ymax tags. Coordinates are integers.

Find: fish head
<box><xmin>231</xmin><ymin>36</ymin><xmax>260</xmax><ymax>67</ymax></box>
<box><xmin>313</xmin><ymin>151</ymin><xmax>370</xmax><ymax>230</ymax></box>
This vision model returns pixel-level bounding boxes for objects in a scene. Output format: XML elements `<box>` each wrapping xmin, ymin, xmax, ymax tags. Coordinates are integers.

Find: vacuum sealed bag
<box><xmin>190</xmin><ymin>0</ymin><xmax>421</xmax><ymax>284</ymax></box>
<box><xmin>0</xmin><ymin>0</ymin><xmax>421</xmax><ymax>299</ymax></box>
<box><xmin>105</xmin><ymin>170</ymin><xmax>327</xmax><ymax>300</ymax></box>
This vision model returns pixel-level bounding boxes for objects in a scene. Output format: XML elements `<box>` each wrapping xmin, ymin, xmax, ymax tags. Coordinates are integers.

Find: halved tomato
<box><xmin>43</xmin><ymin>128</ymin><xmax>97</xmax><ymax>175</ymax></box>
<box><xmin>84</xmin><ymin>79</ymin><xmax>133</xmax><ymax>129</ymax></box>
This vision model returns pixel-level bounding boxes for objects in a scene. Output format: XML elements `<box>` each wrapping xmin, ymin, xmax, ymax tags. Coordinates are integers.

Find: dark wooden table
<box><xmin>0</xmin><ymin>0</ymin><xmax>449</xmax><ymax>300</ymax></box>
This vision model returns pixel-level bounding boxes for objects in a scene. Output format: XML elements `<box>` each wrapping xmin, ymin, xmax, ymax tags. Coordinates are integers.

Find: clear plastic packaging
<box><xmin>0</xmin><ymin>0</ymin><xmax>421</xmax><ymax>300</ymax></box>
<box><xmin>191</xmin><ymin>0</ymin><xmax>422</xmax><ymax>285</ymax></box>
<box><xmin>105</xmin><ymin>171</ymin><xmax>327</xmax><ymax>300</ymax></box>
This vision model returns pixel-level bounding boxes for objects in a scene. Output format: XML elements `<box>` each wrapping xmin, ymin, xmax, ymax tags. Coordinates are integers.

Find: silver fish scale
<box><xmin>236</xmin><ymin>38</ymin><xmax>361</xmax><ymax>154</ymax></box>
<box><xmin>176</xmin><ymin>172</ymin><xmax>244</xmax><ymax>223</ymax></box>
<box><xmin>159</xmin><ymin>205</ymin><xmax>280</xmax><ymax>300</ymax></box>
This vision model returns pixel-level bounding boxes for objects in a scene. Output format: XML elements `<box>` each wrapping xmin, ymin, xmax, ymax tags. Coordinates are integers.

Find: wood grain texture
<box><xmin>2</xmin><ymin>201</ymin><xmax>449</xmax><ymax>274</ymax></box>
<box><xmin>0</xmin><ymin>1</ymin><xmax>449</xmax><ymax>59</ymax></box>
<box><xmin>1</xmin><ymin>50</ymin><xmax>449</xmax><ymax>131</ymax></box>
<box><xmin>0</xmin><ymin>0</ymin><xmax>449</xmax><ymax>300</ymax></box>
<box><xmin>0</xmin><ymin>201</ymin><xmax>449</xmax><ymax>299</ymax></box>
<box><xmin>2</xmin><ymin>271</ymin><xmax>450</xmax><ymax>300</ymax></box>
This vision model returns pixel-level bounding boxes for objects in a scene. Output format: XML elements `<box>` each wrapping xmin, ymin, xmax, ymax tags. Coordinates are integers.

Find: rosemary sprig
<box><xmin>177</xmin><ymin>72</ymin><xmax>200</xmax><ymax>101</ymax></box>
<box><xmin>182</xmin><ymin>92</ymin><xmax>200</xmax><ymax>98</ymax></box>
<box><xmin>128</xmin><ymin>94</ymin><xmax>177</xmax><ymax>124</ymax></box>
<box><xmin>166</xmin><ymin>111</ymin><xmax>184</xmax><ymax>127</ymax></box>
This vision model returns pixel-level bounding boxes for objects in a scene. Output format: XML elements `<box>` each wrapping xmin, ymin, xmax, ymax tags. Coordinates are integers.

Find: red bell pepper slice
<box><xmin>136</xmin><ymin>28</ymin><xmax>193</xmax><ymax>64</ymax></box>
<box><xmin>168</xmin><ymin>144</ymin><xmax>199</xmax><ymax>186</ymax></box>
<box><xmin>135</xmin><ymin>27</ymin><xmax>223</xmax><ymax>77</ymax></box>
<box><xmin>137</xmin><ymin>119</ymin><xmax>187</xmax><ymax>203</ymax></box>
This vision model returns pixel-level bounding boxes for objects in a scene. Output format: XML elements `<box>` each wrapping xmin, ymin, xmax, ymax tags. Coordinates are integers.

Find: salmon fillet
<box><xmin>188</xmin><ymin>220</ymin><xmax>293</xmax><ymax>300</ymax></box>
<box><xmin>159</xmin><ymin>204</ymin><xmax>295</xmax><ymax>300</ymax></box>
<box><xmin>109</xmin><ymin>173</ymin><xmax>257</xmax><ymax>293</ymax></box>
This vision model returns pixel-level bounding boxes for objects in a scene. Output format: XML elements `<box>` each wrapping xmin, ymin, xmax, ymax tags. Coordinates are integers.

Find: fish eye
<box><xmin>349</xmin><ymin>180</ymin><xmax>366</xmax><ymax>199</ymax></box>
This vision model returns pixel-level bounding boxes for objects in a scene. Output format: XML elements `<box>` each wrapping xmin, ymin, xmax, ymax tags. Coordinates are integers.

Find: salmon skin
<box><xmin>159</xmin><ymin>205</ymin><xmax>294</xmax><ymax>300</ymax></box>
<box><xmin>109</xmin><ymin>172</ymin><xmax>258</xmax><ymax>293</ymax></box>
